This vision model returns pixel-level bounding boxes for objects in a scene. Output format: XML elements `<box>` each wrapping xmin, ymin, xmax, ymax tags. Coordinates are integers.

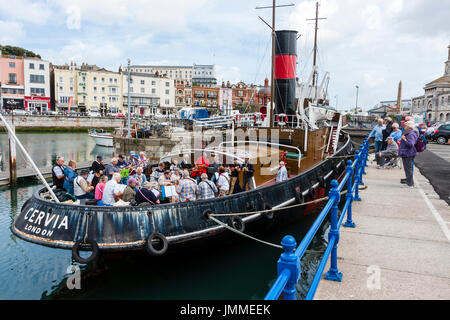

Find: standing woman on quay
<box><xmin>399</xmin><ymin>121</ymin><xmax>418</xmax><ymax>188</ymax></box>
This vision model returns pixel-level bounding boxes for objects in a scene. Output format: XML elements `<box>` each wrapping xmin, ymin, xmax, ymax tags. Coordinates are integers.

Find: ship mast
<box><xmin>307</xmin><ymin>2</ymin><xmax>326</xmax><ymax>103</ymax></box>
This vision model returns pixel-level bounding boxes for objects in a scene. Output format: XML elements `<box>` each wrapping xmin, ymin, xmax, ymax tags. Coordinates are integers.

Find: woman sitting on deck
<box><xmin>63</xmin><ymin>160</ymin><xmax>78</xmax><ymax>195</ymax></box>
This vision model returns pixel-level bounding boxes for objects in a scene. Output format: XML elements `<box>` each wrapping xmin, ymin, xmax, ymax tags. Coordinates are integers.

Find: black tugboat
<box><xmin>10</xmin><ymin>3</ymin><xmax>354</xmax><ymax>263</ymax></box>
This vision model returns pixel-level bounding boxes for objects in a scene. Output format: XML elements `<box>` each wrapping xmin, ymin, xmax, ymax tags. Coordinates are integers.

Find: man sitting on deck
<box><xmin>73</xmin><ymin>169</ymin><xmax>95</xmax><ymax>200</ymax></box>
<box><xmin>105</xmin><ymin>158</ymin><xmax>120</xmax><ymax>180</ymax></box>
<box><xmin>102</xmin><ymin>173</ymin><xmax>124</xmax><ymax>206</ymax></box>
<box><xmin>52</xmin><ymin>156</ymin><xmax>65</xmax><ymax>190</ymax></box>
<box><xmin>376</xmin><ymin>136</ymin><xmax>399</xmax><ymax>169</ymax></box>
<box><xmin>136</xmin><ymin>181</ymin><xmax>160</xmax><ymax>206</ymax></box>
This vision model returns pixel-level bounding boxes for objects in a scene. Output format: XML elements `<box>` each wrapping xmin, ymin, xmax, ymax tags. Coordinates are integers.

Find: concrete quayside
<box><xmin>314</xmin><ymin>155</ymin><xmax>450</xmax><ymax>300</ymax></box>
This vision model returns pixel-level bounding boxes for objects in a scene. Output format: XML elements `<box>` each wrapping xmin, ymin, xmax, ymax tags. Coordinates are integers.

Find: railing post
<box><xmin>343</xmin><ymin>160</ymin><xmax>356</xmax><ymax>228</ymax></box>
<box><xmin>362</xmin><ymin>139</ymin><xmax>368</xmax><ymax>175</ymax></box>
<box><xmin>325</xmin><ymin>180</ymin><xmax>343</xmax><ymax>282</ymax></box>
<box><xmin>358</xmin><ymin>146</ymin><xmax>365</xmax><ymax>186</ymax></box>
<box><xmin>277</xmin><ymin>235</ymin><xmax>300</xmax><ymax>300</ymax></box>
<box><xmin>354</xmin><ymin>150</ymin><xmax>362</xmax><ymax>202</ymax></box>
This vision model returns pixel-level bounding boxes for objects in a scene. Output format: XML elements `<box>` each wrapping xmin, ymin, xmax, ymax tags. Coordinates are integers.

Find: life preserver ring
<box><xmin>228</xmin><ymin>216</ymin><xmax>245</xmax><ymax>232</ymax></box>
<box><xmin>145</xmin><ymin>233</ymin><xmax>169</xmax><ymax>256</ymax></box>
<box><xmin>277</xmin><ymin>114</ymin><xmax>288</xmax><ymax>126</ymax></box>
<box><xmin>72</xmin><ymin>239</ymin><xmax>99</xmax><ymax>264</ymax></box>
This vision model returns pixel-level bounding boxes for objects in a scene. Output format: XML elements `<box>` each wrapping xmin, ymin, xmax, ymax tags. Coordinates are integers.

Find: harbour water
<box><xmin>0</xmin><ymin>132</ymin><xmax>330</xmax><ymax>300</ymax></box>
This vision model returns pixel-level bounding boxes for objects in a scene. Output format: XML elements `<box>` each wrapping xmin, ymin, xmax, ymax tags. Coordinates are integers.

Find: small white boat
<box><xmin>89</xmin><ymin>130</ymin><xmax>113</xmax><ymax>147</ymax></box>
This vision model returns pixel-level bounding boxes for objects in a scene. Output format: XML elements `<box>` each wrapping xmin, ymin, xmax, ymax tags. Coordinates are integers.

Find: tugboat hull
<box><xmin>11</xmin><ymin>137</ymin><xmax>354</xmax><ymax>253</ymax></box>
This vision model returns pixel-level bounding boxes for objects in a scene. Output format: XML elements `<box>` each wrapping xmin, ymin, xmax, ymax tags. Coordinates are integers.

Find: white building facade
<box><xmin>125</xmin><ymin>65</ymin><xmax>193</xmax><ymax>86</ymax></box>
<box><xmin>122</xmin><ymin>73</ymin><xmax>175</xmax><ymax>116</ymax></box>
<box><xmin>24</xmin><ymin>58</ymin><xmax>51</xmax><ymax>113</ymax></box>
<box><xmin>192</xmin><ymin>64</ymin><xmax>217</xmax><ymax>87</ymax></box>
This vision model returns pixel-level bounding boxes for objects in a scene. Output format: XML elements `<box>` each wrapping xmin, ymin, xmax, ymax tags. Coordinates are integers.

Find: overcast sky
<box><xmin>0</xmin><ymin>0</ymin><xmax>449</xmax><ymax>110</ymax></box>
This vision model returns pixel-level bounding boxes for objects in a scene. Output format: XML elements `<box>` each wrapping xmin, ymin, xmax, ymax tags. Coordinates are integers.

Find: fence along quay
<box><xmin>264</xmin><ymin>137</ymin><xmax>370</xmax><ymax>300</ymax></box>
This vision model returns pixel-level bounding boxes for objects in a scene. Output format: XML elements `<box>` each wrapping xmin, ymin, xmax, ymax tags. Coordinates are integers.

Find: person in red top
<box><xmin>192</xmin><ymin>153</ymin><xmax>210</xmax><ymax>183</ymax></box>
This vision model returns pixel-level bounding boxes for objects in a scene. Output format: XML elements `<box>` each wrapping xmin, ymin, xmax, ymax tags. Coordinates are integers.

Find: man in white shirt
<box><xmin>216</xmin><ymin>166</ymin><xmax>230</xmax><ymax>197</ymax></box>
<box><xmin>102</xmin><ymin>173</ymin><xmax>124</xmax><ymax>205</ymax></box>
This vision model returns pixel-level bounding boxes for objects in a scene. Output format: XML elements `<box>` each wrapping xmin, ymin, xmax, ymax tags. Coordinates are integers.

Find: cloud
<box><xmin>0</xmin><ymin>21</ymin><xmax>26</xmax><ymax>44</ymax></box>
<box><xmin>0</xmin><ymin>0</ymin><xmax>52</xmax><ymax>25</ymax></box>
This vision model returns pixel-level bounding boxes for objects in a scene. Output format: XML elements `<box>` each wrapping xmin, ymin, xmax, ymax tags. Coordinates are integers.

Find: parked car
<box><xmin>12</xmin><ymin>109</ymin><xmax>30</xmax><ymax>116</ymax></box>
<box><xmin>431</xmin><ymin>124</ymin><xmax>450</xmax><ymax>145</ymax></box>
<box><xmin>116</xmin><ymin>113</ymin><xmax>125</xmax><ymax>118</ymax></box>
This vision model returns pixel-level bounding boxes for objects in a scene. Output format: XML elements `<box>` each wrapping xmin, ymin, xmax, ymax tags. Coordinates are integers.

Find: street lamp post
<box><xmin>126</xmin><ymin>59</ymin><xmax>131</xmax><ymax>138</ymax></box>
<box><xmin>354</xmin><ymin>85</ymin><xmax>359</xmax><ymax>126</ymax></box>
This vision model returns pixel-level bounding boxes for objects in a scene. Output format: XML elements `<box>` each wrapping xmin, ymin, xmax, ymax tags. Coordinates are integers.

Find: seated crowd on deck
<box><xmin>51</xmin><ymin>151</ymin><xmax>260</xmax><ymax>206</ymax></box>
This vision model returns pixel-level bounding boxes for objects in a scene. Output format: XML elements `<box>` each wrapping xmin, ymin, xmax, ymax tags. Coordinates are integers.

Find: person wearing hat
<box><xmin>74</xmin><ymin>169</ymin><xmax>95</xmax><ymax>200</ymax></box>
<box><xmin>375</xmin><ymin>136</ymin><xmax>399</xmax><ymax>169</ymax></box>
<box><xmin>90</xmin><ymin>155</ymin><xmax>105</xmax><ymax>189</ymax></box>
<box><xmin>122</xmin><ymin>177</ymin><xmax>137</xmax><ymax>203</ymax></box>
<box><xmin>127</xmin><ymin>151</ymin><xmax>139</xmax><ymax>167</ymax></box>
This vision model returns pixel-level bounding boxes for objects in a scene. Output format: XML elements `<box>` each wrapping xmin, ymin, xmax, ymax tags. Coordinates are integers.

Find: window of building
<box><xmin>114</xmin><ymin>78</ymin><xmax>117</xmax><ymax>84</ymax></box>
<box><xmin>39</xmin><ymin>64</ymin><xmax>44</xmax><ymax>70</ymax></box>
<box><xmin>70</xmin><ymin>77</ymin><xmax>73</xmax><ymax>84</ymax></box>
<box><xmin>82</xmin><ymin>76</ymin><xmax>86</xmax><ymax>82</ymax></box>
<box><xmin>94</xmin><ymin>96</ymin><xmax>97</xmax><ymax>102</ymax></box>
<box><xmin>165</xmin><ymin>89</ymin><xmax>170</xmax><ymax>95</ymax></box>
<box><xmin>30</xmin><ymin>74</ymin><xmax>45</xmax><ymax>83</ymax></box>
<box><xmin>165</xmin><ymin>99</ymin><xmax>170</xmax><ymax>105</ymax></box>
<box><xmin>9</xmin><ymin>73</ymin><xmax>17</xmax><ymax>83</ymax></box>
<box><xmin>70</xmin><ymin>87</ymin><xmax>73</xmax><ymax>92</ymax></box>
<box><xmin>93</xmin><ymin>77</ymin><xmax>97</xmax><ymax>83</ymax></box>
<box><xmin>141</xmin><ymin>80</ymin><xmax>145</xmax><ymax>85</ymax></box>
<box><xmin>9</xmin><ymin>62</ymin><xmax>15</xmax><ymax>68</ymax></box>
<box><xmin>152</xmin><ymin>89</ymin><xmax>156</xmax><ymax>94</ymax></box>
<box><xmin>130</xmin><ymin>87</ymin><xmax>134</xmax><ymax>93</ymax></box>
<box><xmin>102</xmin><ymin>78</ymin><xmax>105</xmax><ymax>83</ymax></box>
<box><xmin>29</xmin><ymin>63</ymin><xmax>35</xmax><ymax>69</ymax></box>
<box><xmin>141</xmin><ymin>88</ymin><xmax>145</xmax><ymax>93</ymax></box>
<box><xmin>31</xmin><ymin>88</ymin><xmax>45</xmax><ymax>96</ymax></box>
<box><xmin>94</xmin><ymin>87</ymin><xmax>97</xmax><ymax>92</ymax></box>
<box><xmin>166</xmin><ymin>82</ymin><xmax>170</xmax><ymax>87</ymax></box>
<box><xmin>59</xmin><ymin>77</ymin><xmax>63</xmax><ymax>83</ymax></box>
<box><xmin>102</xmin><ymin>87</ymin><xmax>105</xmax><ymax>93</ymax></box>
<box><xmin>152</xmin><ymin>81</ymin><xmax>156</xmax><ymax>86</ymax></box>
<box><xmin>59</xmin><ymin>86</ymin><xmax>63</xmax><ymax>91</ymax></box>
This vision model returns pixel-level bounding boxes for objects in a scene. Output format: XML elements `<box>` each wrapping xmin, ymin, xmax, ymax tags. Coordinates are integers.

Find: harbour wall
<box><xmin>0</xmin><ymin>115</ymin><xmax>125</xmax><ymax>130</ymax></box>
<box><xmin>114</xmin><ymin>136</ymin><xmax>178</xmax><ymax>162</ymax></box>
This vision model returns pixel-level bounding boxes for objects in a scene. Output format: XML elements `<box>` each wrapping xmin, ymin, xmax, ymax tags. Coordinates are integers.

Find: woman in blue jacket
<box><xmin>63</xmin><ymin>160</ymin><xmax>78</xmax><ymax>195</ymax></box>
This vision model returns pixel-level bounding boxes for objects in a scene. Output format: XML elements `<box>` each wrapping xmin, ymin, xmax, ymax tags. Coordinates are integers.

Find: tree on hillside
<box><xmin>0</xmin><ymin>45</ymin><xmax>41</xmax><ymax>59</ymax></box>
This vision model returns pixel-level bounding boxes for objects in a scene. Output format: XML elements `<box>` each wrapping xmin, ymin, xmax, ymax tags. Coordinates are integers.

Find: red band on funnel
<box><xmin>275</xmin><ymin>55</ymin><xmax>296</xmax><ymax>79</ymax></box>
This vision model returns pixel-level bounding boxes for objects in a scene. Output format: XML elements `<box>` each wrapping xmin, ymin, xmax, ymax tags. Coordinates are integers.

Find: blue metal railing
<box><xmin>264</xmin><ymin>137</ymin><xmax>370</xmax><ymax>300</ymax></box>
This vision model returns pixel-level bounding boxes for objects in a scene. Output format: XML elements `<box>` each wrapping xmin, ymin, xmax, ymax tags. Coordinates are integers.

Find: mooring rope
<box><xmin>208</xmin><ymin>191</ymin><xmax>348</xmax><ymax>218</ymax></box>
<box><xmin>209</xmin><ymin>215</ymin><xmax>328</xmax><ymax>254</ymax></box>
<box><xmin>208</xmin><ymin>216</ymin><xmax>283</xmax><ymax>249</ymax></box>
